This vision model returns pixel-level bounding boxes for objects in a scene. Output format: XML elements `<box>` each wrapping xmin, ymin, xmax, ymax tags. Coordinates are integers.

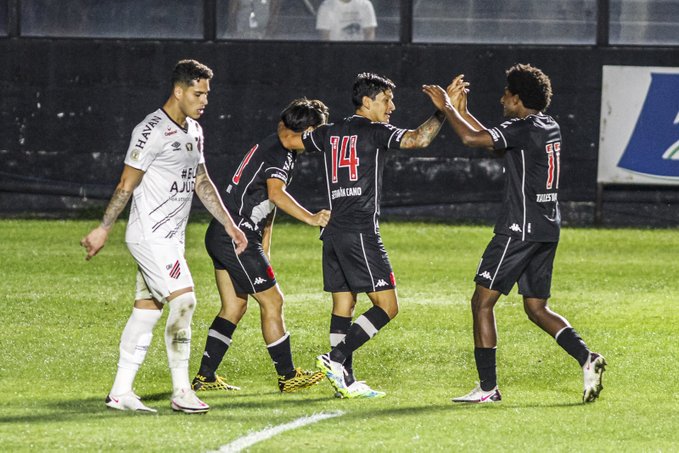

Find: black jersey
<box><xmin>487</xmin><ymin>114</ymin><xmax>561</xmax><ymax>242</ymax></box>
<box><xmin>223</xmin><ymin>133</ymin><xmax>295</xmax><ymax>237</ymax></box>
<box><xmin>302</xmin><ymin>115</ymin><xmax>407</xmax><ymax>233</ymax></box>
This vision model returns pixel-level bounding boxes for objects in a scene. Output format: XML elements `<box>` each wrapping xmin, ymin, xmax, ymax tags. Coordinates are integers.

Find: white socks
<box><xmin>165</xmin><ymin>292</ymin><xmax>197</xmax><ymax>393</ymax></box>
<box><xmin>110</xmin><ymin>307</ymin><xmax>162</xmax><ymax>396</ymax></box>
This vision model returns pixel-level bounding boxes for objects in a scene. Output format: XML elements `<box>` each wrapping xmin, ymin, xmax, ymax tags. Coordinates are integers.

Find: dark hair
<box><xmin>351</xmin><ymin>72</ymin><xmax>396</xmax><ymax>108</ymax></box>
<box><xmin>172</xmin><ymin>59</ymin><xmax>214</xmax><ymax>87</ymax></box>
<box><xmin>506</xmin><ymin>64</ymin><xmax>552</xmax><ymax>111</ymax></box>
<box><xmin>280</xmin><ymin>98</ymin><xmax>329</xmax><ymax>132</ymax></box>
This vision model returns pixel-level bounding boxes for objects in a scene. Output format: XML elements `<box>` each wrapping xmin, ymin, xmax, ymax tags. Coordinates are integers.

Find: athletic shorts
<box><xmin>126</xmin><ymin>240</ymin><xmax>194</xmax><ymax>304</ymax></box>
<box><xmin>474</xmin><ymin>234</ymin><xmax>558</xmax><ymax>298</ymax></box>
<box><xmin>322</xmin><ymin>230</ymin><xmax>396</xmax><ymax>293</ymax></box>
<box><xmin>204</xmin><ymin>219</ymin><xmax>276</xmax><ymax>295</ymax></box>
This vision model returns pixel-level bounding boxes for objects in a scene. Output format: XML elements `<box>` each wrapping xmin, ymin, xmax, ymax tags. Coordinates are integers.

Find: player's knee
<box><xmin>167</xmin><ymin>292</ymin><xmax>197</xmax><ymax>332</ymax></box>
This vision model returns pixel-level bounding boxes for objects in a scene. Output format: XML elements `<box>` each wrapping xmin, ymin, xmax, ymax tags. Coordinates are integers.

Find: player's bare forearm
<box><xmin>81</xmin><ymin>165</ymin><xmax>141</xmax><ymax>260</ymax></box>
<box><xmin>195</xmin><ymin>167</ymin><xmax>232</xmax><ymax>227</ymax></box>
<box><xmin>101</xmin><ymin>187</ymin><xmax>132</xmax><ymax>229</ymax></box>
<box><xmin>196</xmin><ymin>165</ymin><xmax>248</xmax><ymax>253</ymax></box>
<box><xmin>400</xmin><ymin>111</ymin><xmax>444</xmax><ymax>149</ymax></box>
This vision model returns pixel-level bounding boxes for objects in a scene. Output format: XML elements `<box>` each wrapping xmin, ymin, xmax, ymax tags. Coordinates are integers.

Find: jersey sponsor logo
<box><xmin>331</xmin><ymin>186</ymin><xmax>362</xmax><ymax>200</ymax></box>
<box><xmin>536</xmin><ymin>193</ymin><xmax>558</xmax><ymax>202</ymax></box>
<box><xmin>617</xmin><ymin>73</ymin><xmax>679</xmax><ymax>178</ymax></box>
<box><xmin>135</xmin><ymin>115</ymin><xmax>161</xmax><ymax>149</ymax></box>
<box><xmin>168</xmin><ymin>260</ymin><xmax>181</xmax><ymax>279</ymax></box>
<box><xmin>509</xmin><ymin>223</ymin><xmax>522</xmax><ymax>233</ymax></box>
<box><xmin>488</xmin><ymin>128</ymin><xmax>501</xmax><ymax>142</ymax></box>
<box><xmin>478</xmin><ymin>271</ymin><xmax>492</xmax><ymax>280</ymax></box>
<box><xmin>270</xmin><ymin>171</ymin><xmax>288</xmax><ymax>181</ymax></box>
<box><xmin>164</xmin><ymin>126</ymin><xmax>177</xmax><ymax>136</ymax></box>
<box><xmin>233</xmin><ymin>144</ymin><xmax>259</xmax><ymax>184</ymax></box>
<box><xmin>375</xmin><ymin>279</ymin><xmax>389</xmax><ymax>288</ymax></box>
<box><xmin>253</xmin><ymin>277</ymin><xmax>267</xmax><ymax>285</ymax></box>
<box><xmin>169</xmin><ymin>167</ymin><xmax>196</xmax><ymax>194</ymax></box>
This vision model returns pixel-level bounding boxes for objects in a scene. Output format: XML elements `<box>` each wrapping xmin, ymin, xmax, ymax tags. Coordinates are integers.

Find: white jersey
<box><xmin>123</xmin><ymin>108</ymin><xmax>205</xmax><ymax>245</ymax></box>
<box><xmin>316</xmin><ymin>0</ymin><xmax>377</xmax><ymax>41</ymax></box>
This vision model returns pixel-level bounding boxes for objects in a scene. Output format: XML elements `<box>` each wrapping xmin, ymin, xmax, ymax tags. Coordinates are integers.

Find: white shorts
<box><xmin>126</xmin><ymin>241</ymin><xmax>194</xmax><ymax>303</ymax></box>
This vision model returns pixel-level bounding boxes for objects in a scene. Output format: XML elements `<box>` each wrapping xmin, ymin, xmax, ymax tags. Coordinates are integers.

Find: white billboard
<box><xmin>597</xmin><ymin>65</ymin><xmax>679</xmax><ymax>184</ymax></box>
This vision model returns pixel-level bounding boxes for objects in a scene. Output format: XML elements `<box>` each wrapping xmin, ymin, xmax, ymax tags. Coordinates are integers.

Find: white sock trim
<box><xmin>554</xmin><ymin>326</ymin><xmax>569</xmax><ymax>340</ymax></box>
<box><xmin>355</xmin><ymin>315</ymin><xmax>379</xmax><ymax>338</ymax></box>
<box><xmin>208</xmin><ymin>329</ymin><xmax>232</xmax><ymax>346</ymax></box>
<box><xmin>330</xmin><ymin>333</ymin><xmax>346</xmax><ymax>348</ymax></box>
<box><xmin>267</xmin><ymin>332</ymin><xmax>290</xmax><ymax>348</ymax></box>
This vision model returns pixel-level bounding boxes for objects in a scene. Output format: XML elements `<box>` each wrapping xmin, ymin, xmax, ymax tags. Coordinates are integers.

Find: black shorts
<box><xmin>204</xmin><ymin>219</ymin><xmax>276</xmax><ymax>295</ymax></box>
<box><xmin>474</xmin><ymin>234</ymin><xmax>558</xmax><ymax>298</ymax></box>
<box><xmin>322</xmin><ymin>230</ymin><xmax>396</xmax><ymax>293</ymax></box>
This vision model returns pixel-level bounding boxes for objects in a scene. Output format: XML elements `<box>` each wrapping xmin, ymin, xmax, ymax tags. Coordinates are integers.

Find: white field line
<box><xmin>211</xmin><ymin>410</ymin><xmax>345</xmax><ymax>453</ymax></box>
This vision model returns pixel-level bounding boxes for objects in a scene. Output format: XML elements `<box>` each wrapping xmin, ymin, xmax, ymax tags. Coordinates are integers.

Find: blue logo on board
<box><xmin>617</xmin><ymin>73</ymin><xmax>679</xmax><ymax>178</ymax></box>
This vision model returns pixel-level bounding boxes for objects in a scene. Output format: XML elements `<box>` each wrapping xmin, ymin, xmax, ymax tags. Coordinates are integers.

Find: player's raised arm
<box><xmin>195</xmin><ymin>163</ymin><xmax>248</xmax><ymax>254</ymax></box>
<box><xmin>80</xmin><ymin>165</ymin><xmax>144</xmax><ymax>260</ymax></box>
<box><xmin>266</xmin><ymin>177</ymin><xmax>330</xmax><ymax>227</ymax></box>
<box><xmin>398</xmin><ymin>109</ymin><xmax>446</xmax><ymax>149</ymax></box>
<box><xmin>422</xmin><ymin>84</ymin><xmax>494</xmax><ymax>150</ymax></box>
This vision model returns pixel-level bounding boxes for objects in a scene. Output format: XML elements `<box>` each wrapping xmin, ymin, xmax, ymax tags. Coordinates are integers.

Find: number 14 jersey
<box><xmin>302</xmin><ymin>115</ymin><xmax>407</xmax><ymax>234</ymax></box>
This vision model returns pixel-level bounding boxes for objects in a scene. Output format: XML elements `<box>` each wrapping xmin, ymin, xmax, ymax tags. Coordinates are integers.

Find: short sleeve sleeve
<box><xmin>124</xmin><ymin>123</ymin><xmax>162</xmax><ymax>171</ymax></box>
<box><xmin>374</xmin><ymin>122</ymin><xmax>408</xmax><ymax>150</ymax></box>
<box><xmin>302</xmin><ymin>125</ymin><xmax>328</xmax><ymax>153</ymax></box>
<box><xmin>487</xmin><ymin>118</ymin><xmax>526</xmax><ymax>151</ymax></box>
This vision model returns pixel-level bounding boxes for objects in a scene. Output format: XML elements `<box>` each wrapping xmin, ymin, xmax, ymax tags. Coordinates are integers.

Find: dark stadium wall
<box><xmin>1</xmin><ymin>39</ymin><xmax>678</xmax><ymax>226</ymax></box>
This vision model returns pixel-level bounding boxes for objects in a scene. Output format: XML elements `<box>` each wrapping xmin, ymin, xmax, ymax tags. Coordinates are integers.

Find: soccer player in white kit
<box><xmin>81</xmin><ymin>59</ymin><xmax>247</xmax><ymax>413</ymax></box>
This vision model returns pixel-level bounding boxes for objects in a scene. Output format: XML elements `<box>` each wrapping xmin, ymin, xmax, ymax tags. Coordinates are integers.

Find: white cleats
<box><xmin>105</xmin><ymin>391</ymin><xmax>157</xmax><ymax>413</ymax></box>
<box><xmin>316</xmin><ymin>353</ymin><xmax>348</xmax><ymax>396</ymax></box>
<box><xmin>583</xmin><ymin>352</ymin><xmax>607</xmax><ymax>403</ymax></box>
<box><xmin>452</xmin><ymin>383</ymin><xmax>502</xmax><ymax>403</ymax></box>
<box><xmin>338</xmin><ymin>380</ymin><xmax>386</xmax><ymax>399</ymax></box>
<box><xmin>171</xmin><ymin>388</ymin><xmax>210</xmax><ymax>414</ymax></box>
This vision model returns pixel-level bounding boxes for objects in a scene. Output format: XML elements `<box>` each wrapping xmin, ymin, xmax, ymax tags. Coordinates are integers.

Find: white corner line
<box><xmin>211</xmin><ymin>410</ymin><xmax>346</xmax><ymax>453</ymax></box>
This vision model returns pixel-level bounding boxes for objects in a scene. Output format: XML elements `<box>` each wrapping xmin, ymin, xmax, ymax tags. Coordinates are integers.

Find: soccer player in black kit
<box><xmin>280</xmin><ymin>73</ymin><xmax>446</xmax><ymax>398</ymax></box>
<box><xmin>423</xmin><ymin>64</ymin><xmax>606</xmax><ymax>403</ymax></box>
<box><xmin>192</xmin><ymin>98</ymin><xmax>331</xmax><ymax>393</ymax></box>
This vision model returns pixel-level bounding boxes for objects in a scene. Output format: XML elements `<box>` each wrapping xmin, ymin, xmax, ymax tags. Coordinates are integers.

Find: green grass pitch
<box><xmin>1</xmin><ymin>219</ymin><xmax>676</xmax><ymax>452</ymax></box>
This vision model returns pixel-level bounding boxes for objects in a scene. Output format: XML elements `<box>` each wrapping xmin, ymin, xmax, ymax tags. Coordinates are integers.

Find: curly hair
<box><xmin>506</xmin><ymin>64</ymin><xmax>552</xmax><ymax>111</ymax></box>
<box><xmin>352</xmin><ymin>72</ymin><xmax>396</xmax><ymax>108</ymax></box>
<box><xmin>171</xmin><ymin>59</ymin><xmax>213</xmax><ymax>87</ymax></box>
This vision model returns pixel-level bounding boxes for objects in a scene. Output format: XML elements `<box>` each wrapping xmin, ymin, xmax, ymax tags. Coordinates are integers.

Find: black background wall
<box><xmin>1</xmin><ymin>39</ymin><xmax>678</xmax><ymax>226</ymax></box>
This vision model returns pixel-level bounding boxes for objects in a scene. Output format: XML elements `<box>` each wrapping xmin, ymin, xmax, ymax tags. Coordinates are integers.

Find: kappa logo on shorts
<box><xmin>167</xmin><ymin>260</ymin><xmax>181</xmax><ymax>279</ymax></box>
<box><xmin>375</xmin><ymin>279</ymin><xmax>389</xmax><ymax>288</ymax></box>
<box><xmin>509</xmin><ymin>223</ymin><xmax>522</xmax><ymax>232</ymax></box>
<box><xmin>253</xmin><ymin>277</ymin><xmax>267</xmax><ymax>285</ymax></box>
<box><xmin>478</xmin><ymin>271</ymin><xmax>492</xmax><ymax>280</ymax></box>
